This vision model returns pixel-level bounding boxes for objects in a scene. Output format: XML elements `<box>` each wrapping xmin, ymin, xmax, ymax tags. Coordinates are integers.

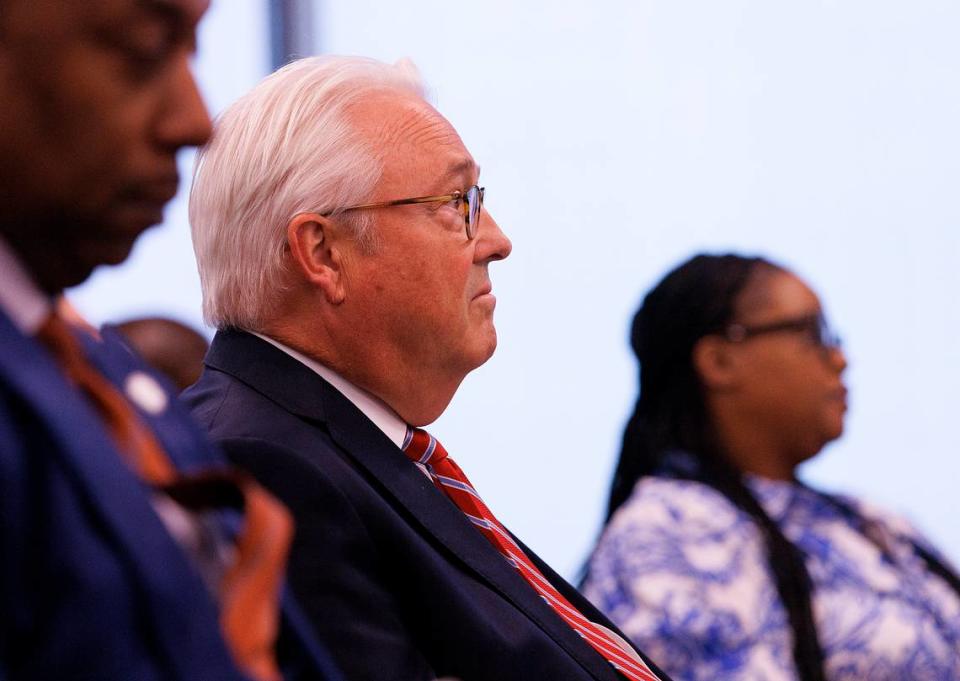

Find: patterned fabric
<box><xmin>403</xmin><ymin>427</ymin><xmax>661</xmax><ymax>681</ymax></box>
<box><xmin>583</xmin><ymin>463</ymin><xmax>960</xmax><ymax>681</ymax></box>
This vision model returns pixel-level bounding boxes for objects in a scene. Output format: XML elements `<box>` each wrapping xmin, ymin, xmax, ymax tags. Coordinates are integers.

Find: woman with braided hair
<box><xmin>582</xmin><ymin>253</ymin><xmax>960</xmax><ymax>681</ymax></box>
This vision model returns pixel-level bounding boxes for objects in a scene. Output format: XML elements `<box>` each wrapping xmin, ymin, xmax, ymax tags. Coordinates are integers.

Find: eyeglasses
<box><xmin>326</xmin><ymin>185</ymin><xmax>485</xmax><ymax>240</ymax></box>
<box><xmin>724</xmin><ymin>312</ymin><xmax>842</xmax><ymax>350</ymax></box>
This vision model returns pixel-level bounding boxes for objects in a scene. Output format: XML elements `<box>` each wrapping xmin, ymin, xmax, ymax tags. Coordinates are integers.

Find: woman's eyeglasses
<box><xmin>725</xmin><ymin>312</ymin><xmax>842</xmax><ymax>350</ymax></box>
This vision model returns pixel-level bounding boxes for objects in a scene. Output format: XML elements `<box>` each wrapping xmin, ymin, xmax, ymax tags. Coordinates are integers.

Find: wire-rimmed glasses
<box><xmin>325</xmin><ymin>185</ymin><xmax>485</xmax><ymax>240</ymax></box>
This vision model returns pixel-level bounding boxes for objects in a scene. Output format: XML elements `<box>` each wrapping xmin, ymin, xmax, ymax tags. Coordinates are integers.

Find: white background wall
<box><xmin>73</xmin><ymin>0</ymin><xmax>960</xmax><ymax>578</ymax></box>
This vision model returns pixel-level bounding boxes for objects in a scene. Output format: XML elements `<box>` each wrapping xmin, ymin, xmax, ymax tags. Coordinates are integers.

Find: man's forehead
<box><xmin>351</xmin><ymin>91</ymin><xmax>476</xmax><ymax>171</ymax></box>
<box><xmin>350</xmin><ymin>91</ymin><xmax>444</xmax><ymax>139</ymax></box>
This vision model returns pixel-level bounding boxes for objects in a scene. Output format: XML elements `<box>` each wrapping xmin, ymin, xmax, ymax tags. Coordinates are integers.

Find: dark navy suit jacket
<box><xmin>185</xmin><ymin>329</ymin><xmax>672</xmax><ymax>681</ymax></box>
<box><xmin>0</xmin><ymin>312</ymin><xmax>341</xmax><ymax>681</ymax></box>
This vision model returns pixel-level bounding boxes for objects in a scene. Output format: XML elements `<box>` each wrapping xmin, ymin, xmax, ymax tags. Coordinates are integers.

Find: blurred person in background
<box><xmin>115</xmin><ymin>316</ymin><xmax>209</xmax><ymax>391</ymax></box>
<box><xmin>582</xmin><ymin>253</ymin><xmax>960</xmax><ymax>681</ymax></box>
<box><xmin>186</xmin><ymin>55</ymin><xmax>669</xmax><ymax>681</ymax></box>
<box><xmin>0</xmin><ymin>1</ymin><xmax>340</xmax><ymax>679</ymax></box>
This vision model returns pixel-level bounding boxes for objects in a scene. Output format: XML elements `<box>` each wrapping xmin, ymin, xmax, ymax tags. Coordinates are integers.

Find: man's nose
<box><xmin>155</xmin><ymin>55</ymin><xmax>213</xmax><ymax>150</ymax></box>
<box><xmin>825</xmin><ymin>345</ymin><xmax>848</xmax><ymax>373</ymax></box>
<box><xmin>474</xmin><ymin>207</ymin><xmax>512</xmax><ymax>263</ymax></box>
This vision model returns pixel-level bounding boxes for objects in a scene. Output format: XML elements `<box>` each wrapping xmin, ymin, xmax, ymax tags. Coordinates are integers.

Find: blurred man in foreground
<box><xmin>0</xmin><ymin>2</ymin><xmax>340</xmax><ymax>679</ymax></box>
<box><xmin>186</xmin><ymin>55</ymin><xmax>671</xmax><ymax>681</ymax></box>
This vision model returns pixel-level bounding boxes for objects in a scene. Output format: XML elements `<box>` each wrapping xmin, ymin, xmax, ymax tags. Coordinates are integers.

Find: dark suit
<box><xmin>0</xmin><ymin>313</ymin><xmax>341</xmax><ymax>681</ymax></box>
<box><xmin>185</xmin><ymin>329</ymin><xmax>672</xmax><ymax>681</ymax></box>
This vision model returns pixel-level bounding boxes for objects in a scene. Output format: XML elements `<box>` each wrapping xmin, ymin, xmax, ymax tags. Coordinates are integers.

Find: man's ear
<box><xmin>286</xmin><ymin>213</ymin><xmax>347</xmax><ymax>305</ymax></box>
<box><xmin>692</xmin><ymin>335</ymin><xmax>739</xmax><ymax>392</ymax></box>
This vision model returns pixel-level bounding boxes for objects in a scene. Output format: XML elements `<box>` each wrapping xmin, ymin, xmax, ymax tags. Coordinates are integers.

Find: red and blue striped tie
<box><xmin>403</xmin><ymin>427</ymin><xmax>660</xmax><ymax>681</ymax></box>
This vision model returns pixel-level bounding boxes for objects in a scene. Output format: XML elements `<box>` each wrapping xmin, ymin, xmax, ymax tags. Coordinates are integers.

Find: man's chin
<box><xmin>87</xmin><ymin>231</ymin><xmax>143</xmax><ymax>263</ymax></box>
<box><xmin>60</xmin><ymin>235</ymin><xmax>143</xmax><ymax>289</ymax></box>
<box><xmin>468</xmin><ymin>329</ymin><xmax>498</xmax><ymax>370</ymax></box>
<box><xmin>5</xmin><ymin>208</ymin><xmax>160</xmax><ymax>291</ymax></box>
<box><xmin>35</xmin><ymin>256</ymin><xmax>99</xmax><ymax>294</ymax></box>
<box><xmin>815</xmin><ymin>419</ymin><xmax>845</xmax><ymax>452</ymax></box>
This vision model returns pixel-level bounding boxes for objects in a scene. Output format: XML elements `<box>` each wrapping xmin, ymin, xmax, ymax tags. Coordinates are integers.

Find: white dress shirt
<box><xmin>0</xmin><ymin>236</ymin><xmax>51</xmax><ymax>334</ymax></box>
<box><xmin>252</xmin><ymin>332</ymin><xmax>408</xmax><ymax>449</ymax></box>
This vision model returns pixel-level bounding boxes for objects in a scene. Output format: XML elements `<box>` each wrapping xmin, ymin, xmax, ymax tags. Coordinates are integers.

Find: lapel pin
<box><xmin>124</xmin><ymin>371</ymin><xmax>168</xmax><ymax>415</ymax></box>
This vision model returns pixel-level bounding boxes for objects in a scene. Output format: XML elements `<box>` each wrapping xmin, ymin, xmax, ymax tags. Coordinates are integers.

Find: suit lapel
<box><xmin>88</xmin><ymin>326</ymin><xmax>225</xmax><ymax>472</ymax></box>
<box><xmin>516</xmin><ymin>534</ymin><xmax>669</xmax><ymax>678</ymax></box>
<box><xmin>327</xmin><ymin>408</ymin><xmax>626</xmax><ymax>681</ymax></box>
<box><xmin>89</xmin><ymin>325</ymin><xmax>340</xmax><ymax>676</ymax></box>
<box><xmin>0</xmin><ymin>313</ymin><xmax>238</xmax><ymax>679</ymax></box>
<box><xmin>206</xmin><ymin>330</ymin><xmax>624</xmax><ymax>681</ymax></box>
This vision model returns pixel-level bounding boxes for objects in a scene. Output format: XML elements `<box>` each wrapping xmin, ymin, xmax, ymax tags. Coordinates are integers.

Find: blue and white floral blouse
<box><xmin>583</xmin><ymin>466</ymin><xmax>960</xmax><ymax>681</ymax></box>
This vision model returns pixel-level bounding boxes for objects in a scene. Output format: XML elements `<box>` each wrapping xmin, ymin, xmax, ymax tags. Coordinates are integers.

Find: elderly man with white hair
<box><xmin>185</xmin><ymin>55</ymin><xmax>671</xmax><ymax>681</ymax></box>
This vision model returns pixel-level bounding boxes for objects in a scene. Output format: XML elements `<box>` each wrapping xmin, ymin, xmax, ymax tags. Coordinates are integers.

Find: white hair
<box><xmin>189</xmin><ymin>55</ymin><xmax>428</xmax><ymax>331</ymax></box>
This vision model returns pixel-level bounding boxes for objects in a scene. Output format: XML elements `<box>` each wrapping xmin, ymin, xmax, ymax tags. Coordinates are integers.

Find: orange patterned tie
<box><xmin>37</xmin><ymin>313</ymin><xmax>292</xmax><ymax>681</ymax></box>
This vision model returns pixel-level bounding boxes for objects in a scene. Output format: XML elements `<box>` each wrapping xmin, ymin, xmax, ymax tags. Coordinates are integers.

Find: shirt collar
<box><xmin>251</xmin><ymin>332</ymin><xmax>407</xmax><ymax>448</ymax></box>
<box><xmin>0</xmin><ymin>236</ymin><xmax>52</xmax><ymax>334</ymax></box>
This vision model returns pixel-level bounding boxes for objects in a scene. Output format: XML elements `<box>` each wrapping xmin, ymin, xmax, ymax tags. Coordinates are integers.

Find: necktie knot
<box><xmin>402</xmin><ymin>427</ymin><xmax>448</xmax><ymax>466</ymax></box>
<box><xmin>38</xmin><ymin>312</ymin><xmax>86</xmax><ymax>370</ymax></box>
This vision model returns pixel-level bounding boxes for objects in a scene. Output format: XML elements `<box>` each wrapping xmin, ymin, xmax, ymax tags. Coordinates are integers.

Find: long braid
<box><xmin>598</xmin><ymin>253</ymin><xmax>828</xmax><ymax>681</ymax></box>
<box><xmin>695</xmin><ymin>456</ymin><xmax>826</xmax><ymax>681</ymax></box>
<box><xmin>914</xmin><ymin>545</ymin><xmax>960</xmax><ymax>597</ymax></box>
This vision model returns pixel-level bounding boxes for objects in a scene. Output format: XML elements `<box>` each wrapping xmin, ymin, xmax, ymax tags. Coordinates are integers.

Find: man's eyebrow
<box><xmin>439</xmin><ymin>159</ymin><xmax>480</xmax><ymax>186</ymax></box>
<box><xmin>129</xmin><ymin>0</ymin><xmax>205</xmax><ymax>50</ymax></box>
<box><xmin>136</xmin><ymin>0</ymin><xmax>180</xmax><ymax>17</ymax></box>
<box><xmin>136</xmin><ymin>0</ymin><xmax>206</xmax><ymax>27</ymax></box>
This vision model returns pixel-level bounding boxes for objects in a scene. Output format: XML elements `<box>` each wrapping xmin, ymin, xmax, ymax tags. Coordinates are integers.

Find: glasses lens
<box><xmin>818</xmin><ymin>315</ymin><xmax>842</xmax><ymax>349</ymax></box>
<box><xmin>465</xmin><ymin>186</ymin><xmax>483</xmax><ymax>239</ymax></box>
